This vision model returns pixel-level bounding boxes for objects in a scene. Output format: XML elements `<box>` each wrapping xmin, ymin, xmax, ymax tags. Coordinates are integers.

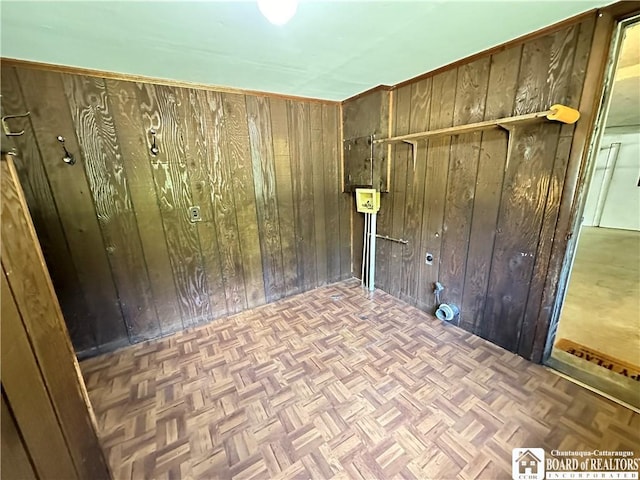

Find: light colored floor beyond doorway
<box><xmin>82</xmin><ymin>280</ymin><xmax>639</xmax><ymax>479</ymax></box>
<box><xmin>555</xmin><ymin>226</ymin><xmax>640</xmax><ymax>367</ymax></box>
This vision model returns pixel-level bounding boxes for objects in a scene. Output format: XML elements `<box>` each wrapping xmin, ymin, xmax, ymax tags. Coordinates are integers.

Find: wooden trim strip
<box><xmin>374</xmin><ymin>109</ymin><xmax>556</xmax><ymax>144</ymax></box>
<box><xmin>0</xmin><ymin>57</ymin><xmax>340</xmax><ymax>105</ymax></box>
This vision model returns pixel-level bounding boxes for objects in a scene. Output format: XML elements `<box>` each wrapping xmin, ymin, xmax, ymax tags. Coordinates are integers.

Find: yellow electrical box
<box><xmin>355</xmin><ymin>188</ymin><xmax>380</xmax><ymax>214</ymax></box>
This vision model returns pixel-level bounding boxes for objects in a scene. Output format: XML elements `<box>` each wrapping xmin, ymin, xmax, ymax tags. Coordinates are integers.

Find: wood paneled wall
<box><xmin>343</xmin><ymin>14</ymin><xmax>597</xmax><ymax>360</ymax></box>
<box><xmin>1</xmin><ymin>66</ymin><xmax>351</xmax><ymax>356</ymax></box>
<box><xmin>1</xmin><ymin>155</ymin><xmax>110</xmax><ymax>479</ymax></box>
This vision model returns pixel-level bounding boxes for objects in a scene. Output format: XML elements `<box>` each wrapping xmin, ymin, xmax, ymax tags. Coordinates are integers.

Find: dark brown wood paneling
<box><xmin>460</xmin><ymin>46</ymin><xmax>521</xmax><ymax>333</ymax></box>
<box><xmin>15</xmin><ymin>67</ymin><xmax>127</xmax><ymax>349</ymax></box>
<box><xmin>247</xmin><ymin>95</ymin><xmax>285</xmax><ymax>301</ymax></box>
<box><xmin>1</xmin><ymin>156</ymin><xmax>110</xmax><ymax>479</ymax></box>
<box><xmin>400</xmin><ymin>78</ymin><xmax>431</xmax><ymax>303</ymax></box>
<box><xmin>288</xmin><ymin>101</ymin><xmax>317</xmax><ymax>291</ymax></box>
<box><xmin>311</xmin><ymin>103</ymin><xmax>328</xmax><ymax>286</ymax></box>
<box><xmin>480</xmin><ymin>22</ymin><xmax>580</xmax><ymax>351</ymax></box>
<box><xmin>343</xmin><ymin>15</ymin><xmax>597</xmax><ymax>358</ymax></box>
<box><xmin>1</xmin><ymin>391</ymin><xmax>37</xmax><ymax>480</ymax></box>
<box><xmin>222</xmin><ymin>93</ymin><xmax>266</xmax><ymax>309</ymax></box>
<box><xmin>270</xmin><ymin>97</ymin><xmax>300</xmax><ymax>296</ymax></box>
<box><xmin>437</xmin><ymin>59</ymin><xmax>490</xmax><ymax>316</ymax></box>
<box><xmin>479</xmin><ymin>123</ymin><xmax>560</xmax><ymax>351</ymax></box>
<box><xmin>1</xmin><ymin>66</ymin><xmax>95</xmax><ymax>352</ymax></box>
<box><xmin>106</xmin><ymin>79</ymin><xmax>185</xmax><ymax>334</ymax></box>
<box><xmin>174</xmin><ymin>87</ymin><xmax>227</xmax><ymax>320</ymax></box>
<box><xmin>387</xmin><ymin>85</ymin><xmax>412</xmax><ymax>299</ymax></box>
<box><xmin>322</xmin><ymin>104</ymin><xmax>341</xmax><ymax>283</ymax></box>
<box><xmin>519</xmin><ymin>20</ymin><xmax>594</xmax><ymax>359</ymax></box>
<box><xmin>342</xmin><ymin>90</ymin><xmax>390</xmax><ymax>192</ymax></box>
<box><xmin>533</xmin><ymin>15</ymin><xmax>601</xmax><ymax>362</ymax></box>
<box><xmin>417</xmin><ymin>68</ymin><xmax>458</xmax><ymax>309</ymax></box>
<box><xmin>138</xmin><ymin>83</ymin><xmax>212</xmax><ymax>327</ymax></box>
<box><xmin>64</xmin><ymin>74</ymin><xmax>161</xmax><ymax>341</ymax></box>
<box><xmin>4</xmin><ymin>67</ymin><xmax>347</xmax><ymax>356</ymax></box>
<box><xmin>342</xmin><ymin>90</ymin><xmax>390</xmax><ymax>280</ymax></box>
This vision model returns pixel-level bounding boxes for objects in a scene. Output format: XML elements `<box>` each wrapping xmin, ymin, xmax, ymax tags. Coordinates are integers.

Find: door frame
<box><xmin>541</xmin><ymin>6</ymin><xmax>640</xmax><ymax>363</ymax></box>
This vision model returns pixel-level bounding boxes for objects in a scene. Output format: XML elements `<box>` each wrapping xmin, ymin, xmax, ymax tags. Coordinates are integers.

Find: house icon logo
<box><xmin>512</xmin><ymin>448</ymin><xmax>545</xmax><ymax>480</ymax></box>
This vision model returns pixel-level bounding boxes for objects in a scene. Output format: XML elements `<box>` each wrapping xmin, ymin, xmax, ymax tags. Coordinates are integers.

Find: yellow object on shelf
<box><xmin>355</xmin><ymin>188</ymin><xmax>380</xmax><ymax>214</ymax></box>
<box><xmin>547</xmin><ymin>104</ymin><xmax>580</xmax><ymax>124</ymax></box>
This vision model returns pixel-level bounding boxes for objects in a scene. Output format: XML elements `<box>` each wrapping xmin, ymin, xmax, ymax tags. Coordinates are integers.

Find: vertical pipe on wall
<box><xmin>361</xmin><ymin>212</ymin><xmax>368</xmax><ymax>287</ymax></box>
<box><xmin>369</xmin><ymin>212</ymin><xmax>377</xmax><ymax>291</ymax></box>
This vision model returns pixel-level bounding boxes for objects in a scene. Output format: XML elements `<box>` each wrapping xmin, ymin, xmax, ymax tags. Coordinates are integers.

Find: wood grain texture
<box><xmin>459</xmin><ymin>129</ymin><xmax>509</xmax><ymax>334</ymax></box>
<box><xmin>1</xmin><ymin>156</ymin><xmax>110</xmax><ymax>479</ymax></box>
<box><xmin>417</xmin><ymin>68</ymin><xmax>458</xmax><ymax>309</ymax></box>
<box><xmin>1</xmin><ymin>269</ymin><xmax>77</xmax><ymax>480</ymax></box>
<box><xmin>532</xmin><ymin>16</ymin><xmax>598</xmax><ymax>362</ymax></box>
<box><xmin>343</xmin><ymin>18</ymin><xmax>596</xmax><ymax>358</ymax></box>
<box><xmin>322</xmin><ymin>104</ymin><xmax>342</xmax><ymax>283</ymax></box>
<box><xmin>64</xmin><ymin>74</ymin><xmax>161</xmax><ymax>341</ymax></box>
<box><xmin>459</xmin><ymin>46</ymin><xmax>521</xmax><ymax>333</ymax></box>
<box><xmin>15</xmin><ymin>67</ymin><xmax>126</xmax><ymax>348</ymax></box>
<box><xmin>518</xmin><ymin>136</ymin><xmax>573</xmax><ymax>357</ymax></box>
<box><xmin>336</xmin><ymin>104</ymin><xmax>352</xmax><ymax>279</ymax></box>
<box><xmin>342</xmin><ymin>90</ymin><xmax>390</xmax><ymax>192</ymax></box>
<box><xmin>1</xmin><ymin>391</ymin><xmax>38</xmax><ymax>480</ymax></box>
<box><xmin>2</xmin><ymin>57</ymin><xmax>340</xmax><ymax>106</ymax></box>
<box><xmin>311</xmin><ymin>103</ymin><xmax>328</xmax><ymax>286</ymax></box>
<box><xmin>247</xmin><ymin>95</ymin><xmax>285</xmax><ymax>301</ymax></box>
<box><xmin>480</xmin><ymin>123</ymin><xmax>561</xmax><ymax>351</ymax></box>
<box><xmin>174</xmin><ymin>87</ymin><xmax>228</xmax><ymax>320</ymax></box>
<box><xmin>5</xmin><ymin>67</ymin><xmax>346</xmax><ymax>357</ymax></box>
<box><xmin>138</xmin><ymin>83</ymin><xmax>212</xmax><ymax>327</ymax></box>
<box><xmin>399</xmin><ymin>78</ymin><xmax>431</xmax><ymax>304</ymax></box>
<box><xmin>288</xmin><ymin>101</ymin><xmax>317</xmax><ymax>291</ymax></box>
<box><xmin>222</xmin><ymin>93</ymin><xmax>266</xmax><ymax>308</ymax></box>
<box><xmin>387</xmin><ymin>85</ymin><xmax>412</xmax><ymax>299</ymax></box>
<box><xmin>270</xmin><ymin>97</ymin><xmax>300</xmax><ymax>296</ymax></box>
<box><xmin>1</xmin><ymin>66</ymin><xmax>95</xmax><ymax>351</ymax></box>
<box><xmin>438</xmin><ymin>58</ymin><xmax>490</xmax><ymax>317</ymax></box>
<box><xmin>106</xmin><ymin>79</ymin><xmax>185</xmax><ymax>335</ymax></box>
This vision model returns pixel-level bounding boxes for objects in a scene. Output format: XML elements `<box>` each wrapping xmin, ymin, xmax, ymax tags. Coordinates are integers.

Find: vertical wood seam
<box><xmin>104</xmin><ymin>80</ymin><xmax>164</xmax><ymax>335</ymax></box>
<box><xmin>61</xmin><ymin>74</ymin><xmax>129</xmax><ymax>340</ymax></box>
<box><xmin>14</xmin><ymin>70</ymin><xmax>99</xmax><ymax>349</ymax></box>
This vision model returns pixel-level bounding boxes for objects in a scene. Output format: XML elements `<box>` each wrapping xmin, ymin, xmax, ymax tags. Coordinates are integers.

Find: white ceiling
<box><xmin>1</xmin><ymin>1</ymin><xmax>610</xmax><ymax>101</ymax></box>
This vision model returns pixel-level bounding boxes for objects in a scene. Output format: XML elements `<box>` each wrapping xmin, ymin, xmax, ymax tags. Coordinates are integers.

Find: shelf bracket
<box><xmin>402</xmin><ymin>140</ymin><xmax>418</xmax><ymax>171</ymax></box>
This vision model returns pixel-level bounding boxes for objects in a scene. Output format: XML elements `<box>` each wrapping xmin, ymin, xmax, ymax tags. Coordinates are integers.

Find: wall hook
<box><xmin>150</xmin><ymin>128</ymin><xmax>159</xmax><ymax>156</ymax></box>
<box><xmin>2</xmin><ymin>111</ymin><xmax>31</xmax><ymax>136</ymax></box>
<box><xmin>56</xmin><ymin>135</ymin><xmax>76</xmax><ymax>165</ymax></box>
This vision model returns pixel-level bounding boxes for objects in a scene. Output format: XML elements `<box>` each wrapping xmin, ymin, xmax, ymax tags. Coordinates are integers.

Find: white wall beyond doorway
<box><xmin>583</xmin><ymin>126</ymin><xmax>640</xmax><ymax>231</ymax></box>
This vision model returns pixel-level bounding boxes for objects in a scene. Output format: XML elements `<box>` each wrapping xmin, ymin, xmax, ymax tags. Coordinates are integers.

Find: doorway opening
<box><xmin>546</xmin><ymin>17</ymin><xmax>640</xmax><ymax>409</ymax></box>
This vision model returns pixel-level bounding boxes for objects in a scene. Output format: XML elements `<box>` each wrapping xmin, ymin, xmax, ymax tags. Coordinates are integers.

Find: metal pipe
<box><xmin>368</xmin><ymin>213</ymin><xmax>377</xmax><ymax>291</ymax></box>
<box><xmin>361</xmin><ymin>213</ymin><xmax>368</xmax><ymax>287</ymax></box>
<box><xmin>375</xmin><ymin>234</ymin><xmax>408</xmax><ymax>245</ymax></box>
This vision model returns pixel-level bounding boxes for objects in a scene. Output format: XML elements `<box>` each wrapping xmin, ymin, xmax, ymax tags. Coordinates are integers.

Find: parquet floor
<box><xmin>81</xmin><ymin>280</ymin><xmax>640</xmax><ymax>480</ymax></box>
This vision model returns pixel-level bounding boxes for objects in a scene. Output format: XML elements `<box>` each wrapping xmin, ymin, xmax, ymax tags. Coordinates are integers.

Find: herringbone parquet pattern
<box><xmin>81</xmin><ymin>280</ymin><xmax>640</xmax><ymax>479</ymax></box>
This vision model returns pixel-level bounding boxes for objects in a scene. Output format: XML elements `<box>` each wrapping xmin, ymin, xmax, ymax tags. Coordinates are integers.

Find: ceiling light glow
<box><xmin>257</xmin><ymin>0</ymin><xmax>298</xmax><ymax>26</ymax></box>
